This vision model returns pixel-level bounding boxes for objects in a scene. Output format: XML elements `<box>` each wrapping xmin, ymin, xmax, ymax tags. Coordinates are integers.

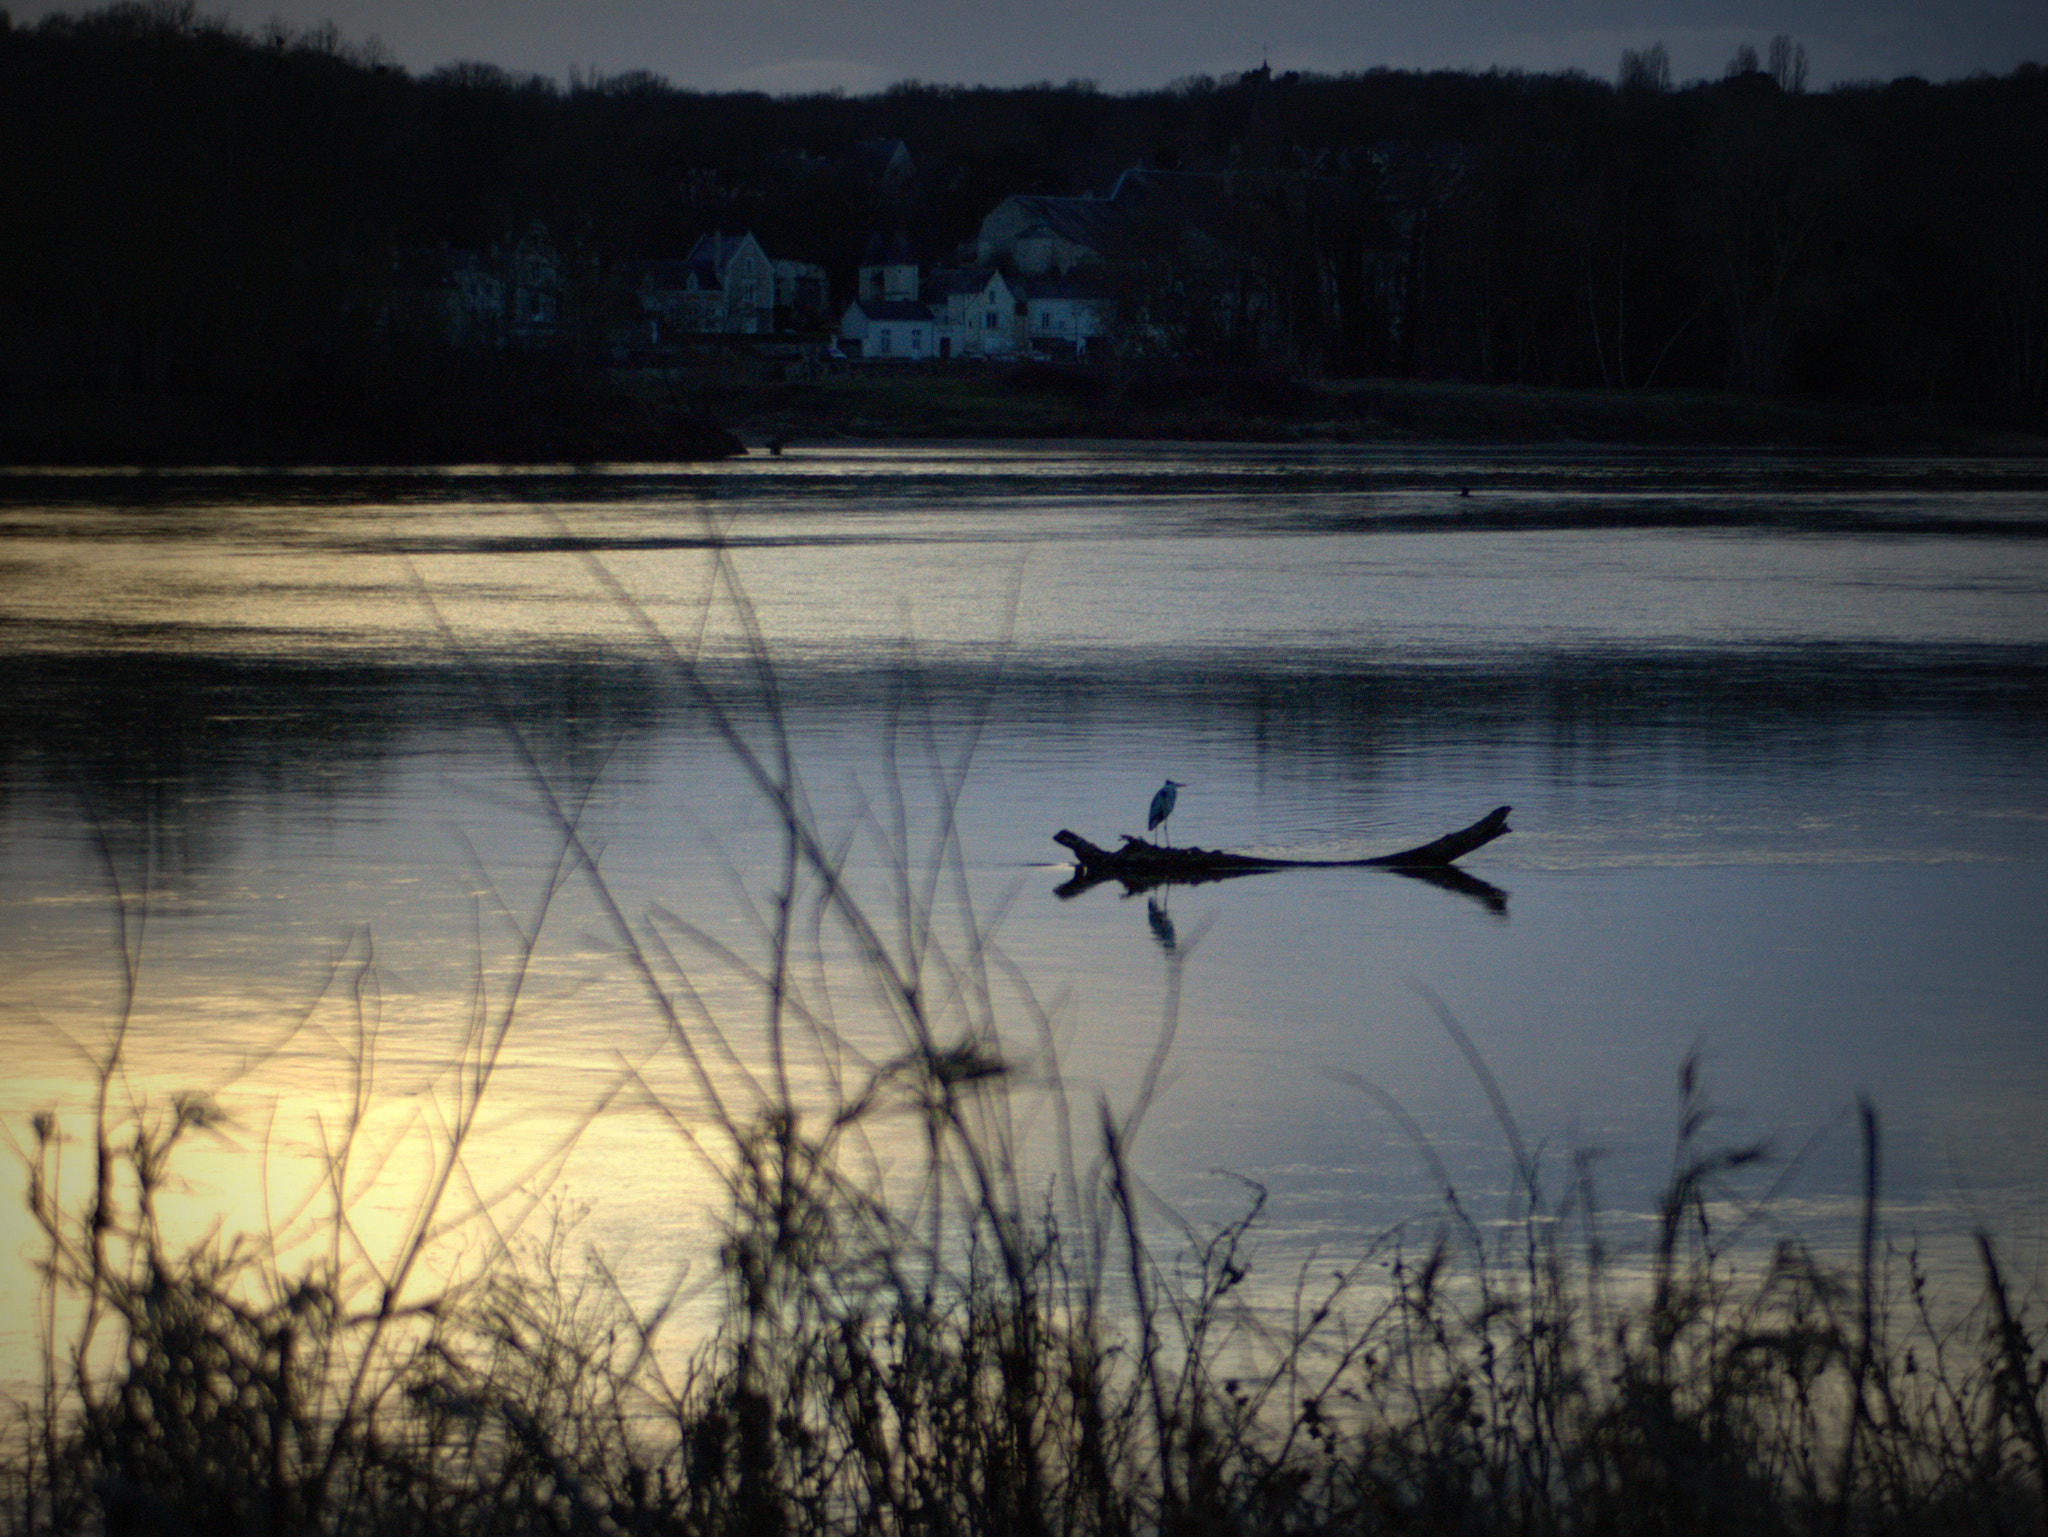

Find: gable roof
<box><xmin>683</xmin><ymin>231</ymin><xmax>767</xmax><ymax>290</ymax></box>
<box><xmin>997</xmin><ymin>194</ymin><xmax>1136</xmax><ymax>257</ymax></box>
<box><xmin>687</xmin><ymin>231</ymin><xmax>759</xmax><ymax>265</ymax></box>
<box><xmin>852</xmin><ymin>138</ymin><xmax>916</xmax><ymax>184</ymax></box>
<box><xmin>850</xmin><ymin>298</ymin><xmax>935</xmax><ymax>323</ymax></box>
<box><xmin>921</xmin><ymin>266</ymin><xmax>1006</xmax><ymax>301</ymax></box>
<box><xmin>1017</xmin><ymin>272</ymin><xmax>1112</xmax><ymax>302</ymax></box>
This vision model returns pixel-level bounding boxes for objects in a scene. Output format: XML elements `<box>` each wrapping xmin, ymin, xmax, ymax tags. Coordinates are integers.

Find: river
<box><xmin>3</xmin><ymin>443</ymin><xmax>2045</xmax><ymax>1372</ymax></box>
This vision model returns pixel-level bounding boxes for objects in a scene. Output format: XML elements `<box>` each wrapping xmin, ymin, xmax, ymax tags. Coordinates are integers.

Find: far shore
<box><xmin>712</xmin><ymin>364</ymin><xmax>2048</xmax><ymax>456</ymax></box>
<box><xmin>6</xmin><ymin>363</ymin><xmax>2045</xmax><ymax>468</ymax></box>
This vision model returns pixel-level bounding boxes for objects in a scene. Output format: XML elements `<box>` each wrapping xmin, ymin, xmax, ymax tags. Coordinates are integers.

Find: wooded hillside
<box><xmin>3</xmin><ymin>1</ymin><xmax>2043</xmax><ymax>455</ymax></box>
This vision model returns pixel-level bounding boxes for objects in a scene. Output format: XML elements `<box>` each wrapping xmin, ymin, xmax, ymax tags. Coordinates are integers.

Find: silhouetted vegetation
<box><xmin>5</xmin><ymin>547</ymin><xmax>2046</xmax><ymax>1534</ymax></box>
<box><xmin>1</xmin><ymin>2</ymin><xmax>2044</xmax><ymax>461</ymax></box>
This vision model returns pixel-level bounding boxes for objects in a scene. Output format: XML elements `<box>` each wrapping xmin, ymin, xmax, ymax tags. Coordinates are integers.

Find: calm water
<box><xmin>3</xmin><ymin>444</ymin><xmax>2046</xmax><ymax>1367</ymax></box>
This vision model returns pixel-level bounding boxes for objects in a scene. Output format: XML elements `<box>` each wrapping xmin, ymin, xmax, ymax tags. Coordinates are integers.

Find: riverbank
<box><xmin>0</xmin><ymin>378</ymin><xmax>746</xmax><ymax>468</ymax></box>
<box><xmin>709</xmin><ymin>364</ymin><xmax>2048</xmax><ymax>454</ymax></box>
<box><xmin>6</xmin><ymin>365</ymin><xmax>2043</xmax><ymax>466</ymax></box>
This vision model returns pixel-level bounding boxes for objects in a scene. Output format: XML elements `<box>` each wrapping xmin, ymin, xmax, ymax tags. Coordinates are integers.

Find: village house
<box><xmin>922</xmin><ymin>267</ymin><xmax>1021</xmax><ymax>358</ymax></box>
<box><xmin>1017</xmin><ymin>273</ymin><xmax>1114</xmax><ymax>357</ymax></box>
<box><xmin>975</xmin><ymin>191</ymin><xmax>1130</xmax><ymax>276</ymax></box>
<box><xmin>857</xmin><ymin>232</ymin><xmax>921</xmax><ymax>303</ymax></box>
<box><xmin>978</xmin><ymin>168</ymin><xmax>1252</xmax><ymax>272</ymax></box>
<box><xmin>838</xmin><ymin>297</ymin><xmax>936</xmax><ymax>358</ymax></box>
<box><xmin>623</xmin><ymin>230</ymin><xmax>776</xmax><ymax>341</ymax></box>
<box><xmin>839</xmin><ymin>234</ymin><xmax>940</xmax><ymax>358</ymax></box>
<box><xmin>837</xmin><ymin>225</ymin><xmax>1119</xmax><ymax>361</ymax></box>
<box><xmin>850</xmin><ymin>138</ymin><xmax>916</xmax><ymax>189</ymax></box>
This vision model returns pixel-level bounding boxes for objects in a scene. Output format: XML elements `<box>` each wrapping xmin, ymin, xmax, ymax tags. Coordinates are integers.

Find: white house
<box><xmin>838</xmin><ymin>297</ymin><xmax>936</xmax><ymax>359</ymax></box>
<box><xmin>1018</xmin><ymin>274</ymin><xmax>1115</xmax><ymax>357</ymax></box>
<box><xmin>857</xmin><ymin>232</ymin><xmax>921</xmax><ymax>304</ymax></box>
<box><xmin>922</xmin><ymin>267</ymin><xmax>1021</xmax><ymax>358</ymax></box>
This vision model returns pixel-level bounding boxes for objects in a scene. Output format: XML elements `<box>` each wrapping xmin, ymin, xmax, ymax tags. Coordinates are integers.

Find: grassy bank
<box><xmin>703</xmin><ymin>364</ymin><xmax>2048</xmax><ymax>454</ymax></box>
<box><xmin>5</xmin><ymin>548</ymin><xmax>2045</xmax><ymax>1537</ymax></box>
<box><xmin>0</xmin><ymin>377</ymin><xmax>744</xmax><ymax>468</ymax></box>
<box><xmin>9</xmin><ymin>365</ymin><xmax>2044</xmax><ymax>467</ymax></box>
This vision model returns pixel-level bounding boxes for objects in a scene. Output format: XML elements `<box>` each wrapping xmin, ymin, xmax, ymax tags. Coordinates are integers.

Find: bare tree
<box><xmin>1619</xmin><ymin>42</ymin><xmax>1671</xmax><ymax>93</ymax></box>
<box><xmin>1768</xmin><ymin>35</ymin><xmax>1809</xmax><ymax>94</ymax></box>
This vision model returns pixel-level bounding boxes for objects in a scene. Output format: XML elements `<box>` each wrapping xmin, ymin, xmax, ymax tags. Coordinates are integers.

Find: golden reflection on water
<box><xmin>0</xmin><ymin>946</ymin><xmax>801</xmax><ymax>1392</ymax></box>
<box><xmin>0</xmin><ymin>838</ymin><xmax>1108</xmax><ymax>1393</ymax></box>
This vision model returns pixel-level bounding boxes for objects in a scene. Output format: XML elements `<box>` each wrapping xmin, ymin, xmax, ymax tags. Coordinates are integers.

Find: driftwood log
<box><xmin>1053</xmin><ymin>805</ymin><xmax>1512</xmax><ymax>909</ymax></box>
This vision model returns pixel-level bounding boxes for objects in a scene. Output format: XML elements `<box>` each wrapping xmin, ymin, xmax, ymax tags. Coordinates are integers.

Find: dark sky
<box><xmin>14</xmin><ymin>0</ymin><xmax>2045</xmax><ymax>94</ymax></box>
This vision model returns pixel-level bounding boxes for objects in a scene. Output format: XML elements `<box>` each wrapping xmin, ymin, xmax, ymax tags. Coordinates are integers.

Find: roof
<box><xmin>852</xmin><ymin>138</ymin><xmax>915</xmax><ymax>183</ymax></box>
<box><xmin>921</xmin><ymin>266</ymin><xmax>1003</xmax><ymax>300</ymax></box>
<box><xmin>851</xmin><ymin>298</ymin><xmax>935</xmax><ymax>323</ymax></box>
<box><xmin>687</xmin><ymin>231</ymin><xmax>761</xmax><ymax>267</ymax></box>
<box><xmin>1017</xmin><ymin>273</ymin><xmax>1113</xmax><ymax>302</ymax></box>
<box><xmin>998</xmin><ymin>194</ymin><xmax>1136</xmax><ymax>256</ymax></box>
<box><xmin>679</xmin><ymin>231</ymin><xmax>769</xmax><ymax>289</ymax></box>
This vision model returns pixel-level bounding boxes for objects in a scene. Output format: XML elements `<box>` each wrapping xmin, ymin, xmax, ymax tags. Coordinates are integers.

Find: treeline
<box><xmin>2</xmin><ymin>0</ymin><xmax>2045</xmax><ymax>439</ymax></box>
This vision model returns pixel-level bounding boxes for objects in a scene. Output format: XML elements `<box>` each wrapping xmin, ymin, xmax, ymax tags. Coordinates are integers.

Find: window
<box><xmin>876</xmin><ymin>328</ymin><xmax>892</xmax><ymax>355</ymax></box>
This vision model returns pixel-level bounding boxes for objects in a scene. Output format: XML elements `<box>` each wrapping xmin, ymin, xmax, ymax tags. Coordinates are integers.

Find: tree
<box><xmin>1619</xmin><ymin>43</ymin><xmax>1671</xmax><ymax>94</ymax></box>
<box><xmin>1768</xmin><ymin>36</ymin><xmax>1809</xmax><ymax>95</ymax></box>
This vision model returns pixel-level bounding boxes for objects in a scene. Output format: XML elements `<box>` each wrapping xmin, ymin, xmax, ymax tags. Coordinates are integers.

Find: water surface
<box><xmin>4</xmin><ymin>444</ymin><xmax>2045</xmax><ymax>1367</ymax></box>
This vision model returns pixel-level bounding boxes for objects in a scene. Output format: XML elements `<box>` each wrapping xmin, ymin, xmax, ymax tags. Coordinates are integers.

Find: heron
<box><xmin>1147</xmin><ymin>779</ymin><xmax>1184</xmax><ymax>845</ymax></box>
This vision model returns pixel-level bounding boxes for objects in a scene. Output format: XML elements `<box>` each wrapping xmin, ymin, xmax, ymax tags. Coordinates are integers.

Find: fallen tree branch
<box><xmin>1053</xmin><ymin>805</ymin><xmax>1512</xmax><ymax>902</ymax></box>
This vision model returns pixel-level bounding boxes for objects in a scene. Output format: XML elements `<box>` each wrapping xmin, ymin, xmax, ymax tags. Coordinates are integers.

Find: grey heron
<box><xmin>1147</xmin><ymin>779</ymin><xmax>1184</xmax><ymax>844</ymax></box>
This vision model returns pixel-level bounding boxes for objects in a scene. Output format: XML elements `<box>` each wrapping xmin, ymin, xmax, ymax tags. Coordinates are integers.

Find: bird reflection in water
<box><xmin>1146</xmin><ymin>893</ymin><xmax>1177</xmax><ymax>953</ymax></box>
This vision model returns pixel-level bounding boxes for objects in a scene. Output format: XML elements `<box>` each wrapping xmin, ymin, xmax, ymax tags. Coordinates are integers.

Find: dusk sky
<box><xmin>15</xmin><ymin>0</ymin><xmax>2046</xmax><ymax>96</ymax></box>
